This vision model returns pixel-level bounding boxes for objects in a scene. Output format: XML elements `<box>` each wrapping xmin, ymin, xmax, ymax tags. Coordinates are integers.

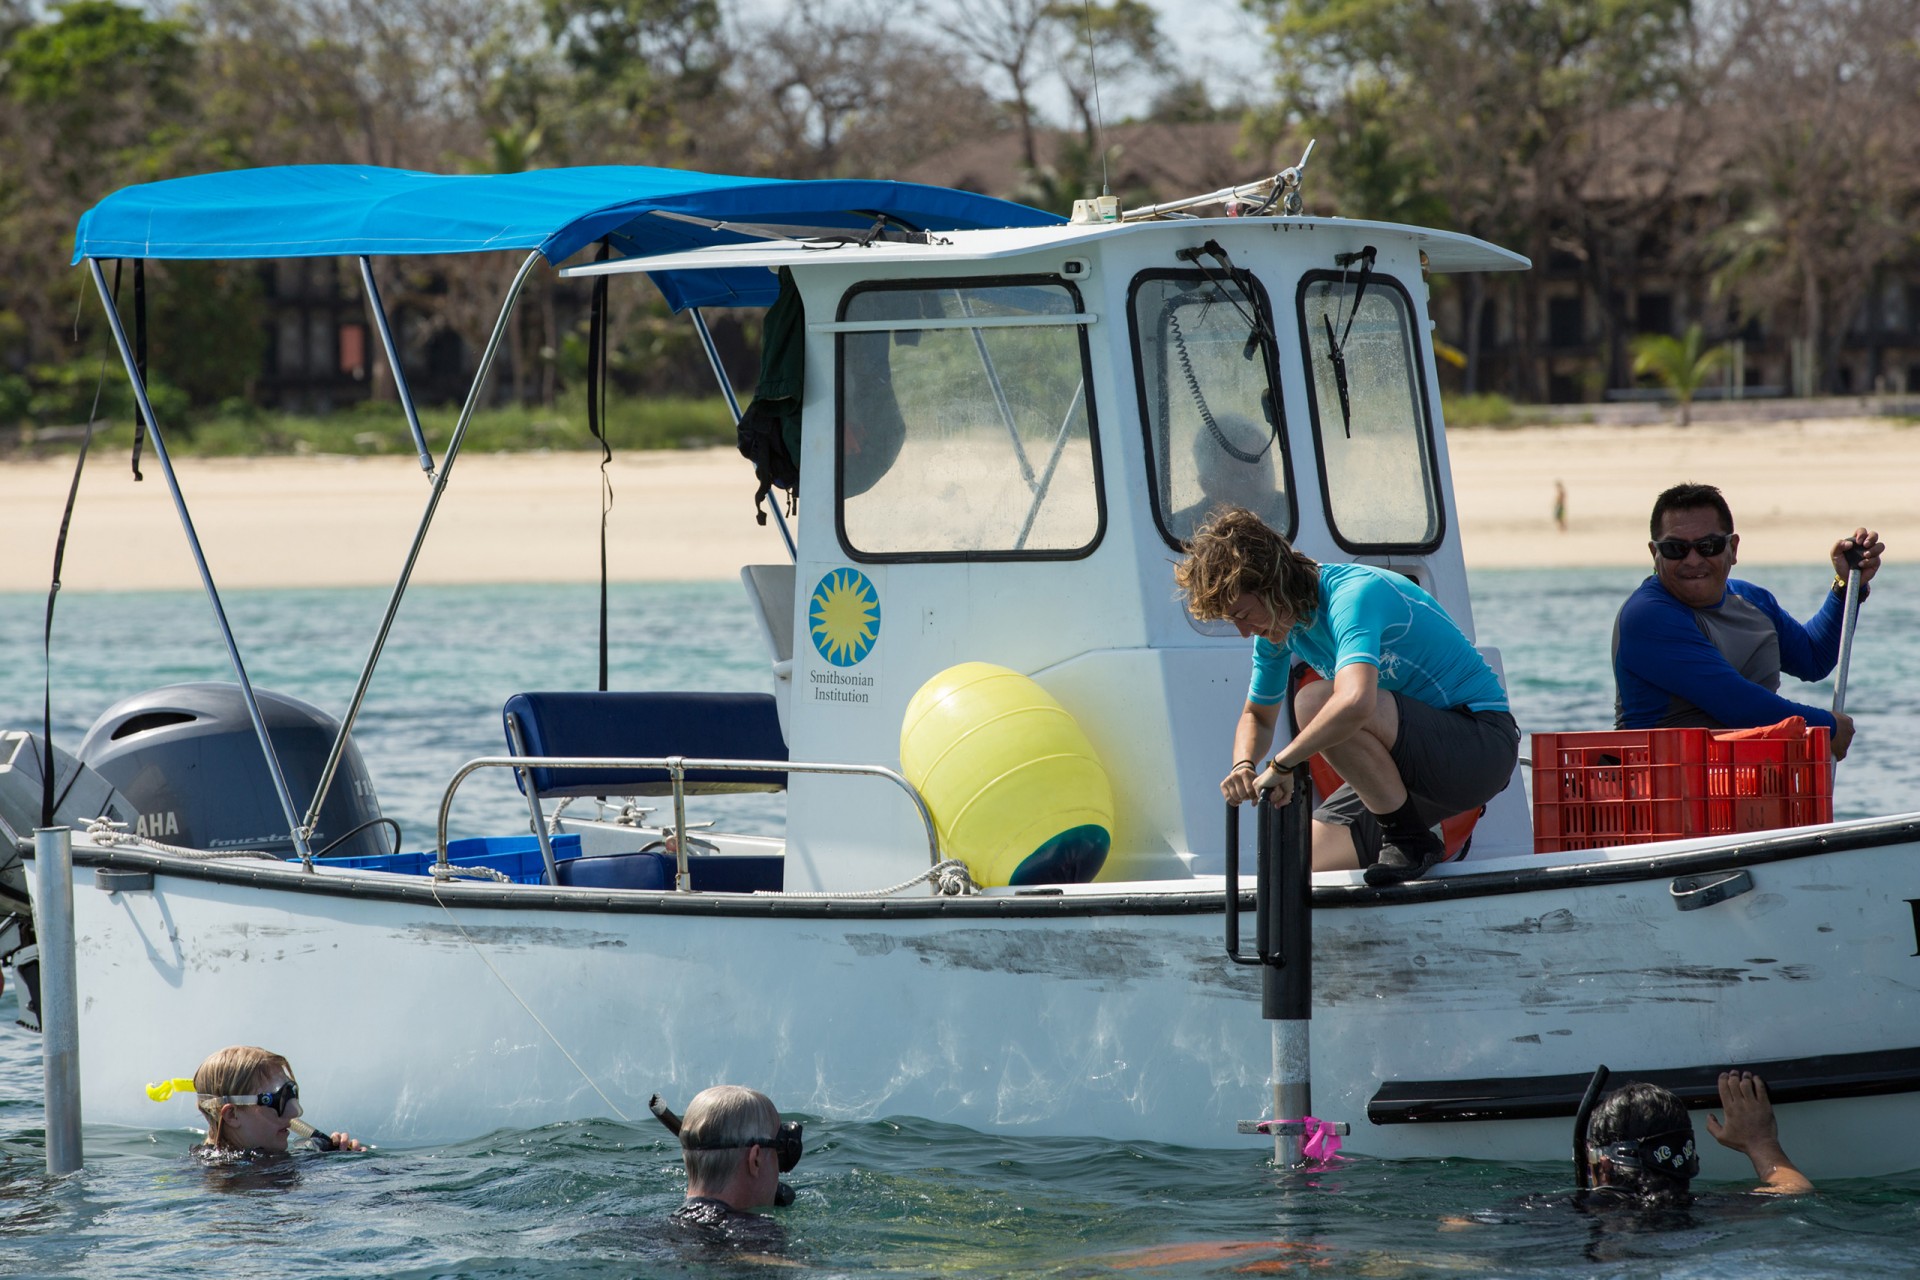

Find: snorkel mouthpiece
<box><xmin>647</xmin><ymin>1093</ymin><xmax>683</xmax><ymax>1136</ymax></box>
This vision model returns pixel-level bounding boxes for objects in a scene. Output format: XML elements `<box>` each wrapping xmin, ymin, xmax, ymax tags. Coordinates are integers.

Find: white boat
<box><xmin>10</xmin><ymin>159</ymin><xmax>1919</xmax><ymax>1180</ymax></box>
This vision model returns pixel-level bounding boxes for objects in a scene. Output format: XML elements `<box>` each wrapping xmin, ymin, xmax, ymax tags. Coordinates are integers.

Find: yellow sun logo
<box><xmin>809</xmin><ymin>568</ymin><xmax>881</xmax><ymax>667</ymax></box>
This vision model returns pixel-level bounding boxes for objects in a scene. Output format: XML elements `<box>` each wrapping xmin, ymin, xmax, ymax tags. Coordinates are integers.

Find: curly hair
<box><xmin>193</xmin><ymin>1045</ymin><xmax>293</xmax><ymax>1149</ymax></box>
<box><xmin>1173</xmin><ymin>506</ymin><xmax>1320</xmax><ymax>628</ymax></box>
<box><xmin>1588</xmin><ymin>1082</ymin><xmax>1694</xmax><ymax>1204</ymax></box>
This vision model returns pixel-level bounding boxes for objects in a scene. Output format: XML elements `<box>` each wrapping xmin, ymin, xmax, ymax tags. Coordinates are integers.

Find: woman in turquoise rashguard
<box><xmin>1175</xmin><ymin>508</ymin><xmax>1518</xmax><ymax>885</ymax></box>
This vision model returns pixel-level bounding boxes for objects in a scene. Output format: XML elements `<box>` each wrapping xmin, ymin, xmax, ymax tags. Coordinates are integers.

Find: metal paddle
<box><xmin>1832</xmin><ymin>540</ymin><xmax>1866</xmax><ymax>720</ymax></box>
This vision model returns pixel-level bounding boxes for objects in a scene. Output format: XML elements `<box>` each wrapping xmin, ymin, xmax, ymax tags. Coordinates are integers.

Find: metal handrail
<box><xmin>436</xmin><ymin>755</ymin><xmax>942</xmax><ymax>890</ymax></box>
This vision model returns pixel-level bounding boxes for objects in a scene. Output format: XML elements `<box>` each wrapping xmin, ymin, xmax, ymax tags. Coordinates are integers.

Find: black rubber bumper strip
<box><xmin>1368</xmin><ymin>1045</ymin><xmax>1920</xmax><ymax>1125</ymax></box>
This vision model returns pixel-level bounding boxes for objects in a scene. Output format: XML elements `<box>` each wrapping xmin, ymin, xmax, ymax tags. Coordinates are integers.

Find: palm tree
<box><xmin>1631</xmin><ymin>324</ymin><xmax>1731</xmax><ymax>427</ymax></box>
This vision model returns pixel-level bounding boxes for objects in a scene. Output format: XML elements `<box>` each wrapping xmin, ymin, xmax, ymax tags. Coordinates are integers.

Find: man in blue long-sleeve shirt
<box><xmin>1613</xmin><ymin>482</ymin><xmax>1885</xmax><ymax>759</ymax></box>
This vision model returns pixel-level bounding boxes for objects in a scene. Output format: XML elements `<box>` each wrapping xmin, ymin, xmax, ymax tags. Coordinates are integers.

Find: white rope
<box><xmin>427</xmin><ymin>877</ymin><xmax>630</xmax><ymax>1122</ymax></box>
<box><xmin>428</xmin><ymin>862</ymin><xmax>511</xmax><ymax>882</ymax></box>
<box><xmin>768</xmin><ymin>857</ymin><xmax>977</xmax><ymax>900</ymax></box>
<box><xmin>82</xmin><ymin>818</ymin><xmax>277</xmax><ymax>861</ymax></box>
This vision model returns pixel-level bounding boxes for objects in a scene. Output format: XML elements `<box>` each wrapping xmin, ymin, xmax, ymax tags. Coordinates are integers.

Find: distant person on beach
<box><xmin>1586</xmin><ymin>1069</ymin><xmax>1812</xmax><ymax>1202</ymax></box>
<box><xmin>192</xmin><ymin>1044</ymin><xmax>364</xmax><ymax>1156</ymax></box>
<box><xmin>1176</xmin><ymin>508</ymin><xmax>1518</xmax><ymax>885</ymax></box>
<box><xmin>1612</xmin><ymin>482</ymin><xmax>1885</xmax><ymax>758</ymax></box>
<box><xmin>1553</xmin><ymin>480</ymin><xmax>1567</xmax><ymax>532</ymax></box>
<box><xmin>669</xmin><ymin>1085</ymin><xmax>799</xmax><ymax>1248</ymax></box>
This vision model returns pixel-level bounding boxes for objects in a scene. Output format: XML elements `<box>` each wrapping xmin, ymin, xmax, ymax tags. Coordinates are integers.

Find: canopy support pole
<box><xmin>691</xmin><ymin>307</ymin><xmax>794</xmax><ymax>560</ymax></box>
<box><xmin>357</xmin><ymin>256</ymin><xmax>434</xmax><ymax>481</ymax></box>
<box><xmin>86</xmin><ymin>258</ymin><xmax>311</xmax><ymax>859</ymax></box>
<box><xmin>301</xmin><ymin>249</ymin><xmax>545</xmax><ymax>859</ymax></box>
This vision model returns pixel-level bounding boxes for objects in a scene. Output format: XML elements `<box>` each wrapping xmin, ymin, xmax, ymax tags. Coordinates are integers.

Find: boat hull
<box><xmin>29</xmin><ymin>816</ymin><xmax>1920</xmax><ymax>1179</ymax></box>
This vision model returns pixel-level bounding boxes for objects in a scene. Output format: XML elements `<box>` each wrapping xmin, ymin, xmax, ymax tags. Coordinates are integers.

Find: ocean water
<box><xmin>2</xmin><ymin>567</ymin><xmax>1918</xmax><ymax>1277</ymax></box>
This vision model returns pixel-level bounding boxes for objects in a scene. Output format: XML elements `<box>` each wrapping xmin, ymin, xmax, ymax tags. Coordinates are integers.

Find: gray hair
<box><xmin>680</xmin><ymin>1085</ymin><xmax>779</xmax><ymax>1187</ymax></box>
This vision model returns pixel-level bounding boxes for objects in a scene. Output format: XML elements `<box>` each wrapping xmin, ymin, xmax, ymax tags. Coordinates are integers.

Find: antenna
<box><xmin>1081</xmin><ymin>0</ymin><xmax>1110</xmax><ymax>198</ymax></box>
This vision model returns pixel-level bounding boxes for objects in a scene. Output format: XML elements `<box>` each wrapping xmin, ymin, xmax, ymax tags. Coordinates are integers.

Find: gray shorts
<box><xmin>1312</xmin><ymin>694</ymin><xmax>1519</xmax><ymax>866</ymax></box>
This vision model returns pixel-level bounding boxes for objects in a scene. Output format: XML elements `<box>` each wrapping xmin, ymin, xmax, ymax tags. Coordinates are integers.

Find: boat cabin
<box><xmin>568</xmin><ymin>213</ymin><xmax>1531</xmax><ymax>891</ymax></box>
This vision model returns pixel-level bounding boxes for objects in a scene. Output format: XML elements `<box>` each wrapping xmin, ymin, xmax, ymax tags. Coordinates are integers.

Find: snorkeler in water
<box><xmin>1583</xmin><ymin>1068</ymin><xmax>1811</xmax><ymax>1201</ymax></box>
<box><xmin>149</xmin><ymin>1045</ymin><xmax>365</xmax><ymax>1156</ymax></box>
<box><xmin>1446</xmin><ymin>1066</ymin><xmax>1811</xmax><ymax>1243</ymax></box>
<box><xmin>650</xmin><ymin>1087</ymin><xmax>802</xmax><ymax>1253</ymax></box>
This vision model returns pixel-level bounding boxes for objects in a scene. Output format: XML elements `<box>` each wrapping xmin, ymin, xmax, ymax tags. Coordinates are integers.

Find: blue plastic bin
<box><xmin>303</xmin><ymin>833</ymin><xmax>581</xmax><ymax>884</ymax></box>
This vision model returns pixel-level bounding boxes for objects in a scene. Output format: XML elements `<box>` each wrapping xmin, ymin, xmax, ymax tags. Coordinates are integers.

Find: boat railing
<box><xmin>435</xmin><ymin>755</ymin><xmax>941</xmax><ymax>890</ymax></box>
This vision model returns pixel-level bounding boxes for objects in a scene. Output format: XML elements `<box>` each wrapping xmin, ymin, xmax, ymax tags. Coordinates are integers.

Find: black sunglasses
<box><xmin>214</xmin><ymin>1079</ymin><xmax>299</xmax><ymax>1116</ymax></box>
<box><xmin>1654</xmin><ymin>533</ymin><xmax>1730</xmax><ymax>560</ymax></box>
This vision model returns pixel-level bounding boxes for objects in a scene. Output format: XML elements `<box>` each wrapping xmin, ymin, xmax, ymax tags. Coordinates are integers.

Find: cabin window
<box><xmin>832</xmin><ymin>278</ymin><xmax>1102</xmax><ymax>560</ymax></box>
<box><xmin>1297</xmin><ymin>272</ymin><xmax>1442</xmax><ymax>552</ymax></box>
<box><xmin>1129</xmin><ymin>271</ymin><xmax>1292</xmax><ymax>549</ymax></box>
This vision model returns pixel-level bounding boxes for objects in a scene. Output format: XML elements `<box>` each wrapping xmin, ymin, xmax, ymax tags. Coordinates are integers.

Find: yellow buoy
<box><xmin>900</xmin><ymin>662</ymin><xmax>1113</xmax><ymax>887</ymax></box>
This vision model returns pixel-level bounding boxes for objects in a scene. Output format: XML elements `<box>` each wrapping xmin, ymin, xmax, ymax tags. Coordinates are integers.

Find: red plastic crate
<box><xmin>1531</xmin><ymin>727</ymin><xmax>1831</xmax><ymax>853</ymax></box>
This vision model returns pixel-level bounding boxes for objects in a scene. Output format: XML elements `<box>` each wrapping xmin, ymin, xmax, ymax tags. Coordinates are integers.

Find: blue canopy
<box><xmin>72</xmin><ymin>164</ymin><xmax>1061</xmax><ymax>310</ymax></box>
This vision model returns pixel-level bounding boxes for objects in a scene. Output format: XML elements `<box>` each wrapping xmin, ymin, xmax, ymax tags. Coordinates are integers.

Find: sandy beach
<box><xmin>1</xmin><ymin>417</ymin><xmax>1911</xmax><ymax>592</ymax></box>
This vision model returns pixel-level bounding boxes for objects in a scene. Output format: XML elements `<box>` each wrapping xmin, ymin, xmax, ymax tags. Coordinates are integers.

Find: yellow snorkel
<box><xmin>146</xmin><ymin>1074</ymin><xmax>339</xmax><ymax>1150</ymax></box>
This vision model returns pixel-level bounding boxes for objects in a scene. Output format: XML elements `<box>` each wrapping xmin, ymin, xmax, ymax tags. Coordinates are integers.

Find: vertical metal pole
<box><xmin>954</xmin><ymin>289</ymin><xmax>1038</xmax><ymax>488</ymax></box>
<box><xmin>669</xmin><ymin>758</ymin><xmax>690</xmax><ymax>891</ymax></box>
<box><xmin>1223</xmin><ymin>802</ymin><xmax>1241</xmax><ymax>958</ymax></box>
<box><xmin>86</xmin><ymin>259</ymin><xmax>310</xmax><ymax>859</ymax></box>
<box><xmin>503</xmin><ymin>715</ymin><xmax>558</xmax><ymax>885</ymax></box>
<box><xmin>357</xmin><ymin>256</ymin><xmax>435</xmax><ymax>480</ymax></box>
<box><xmin>690</xmin><ymin>307</ymin><xmax>795</xmax><ymax>560</ymax></box>
<box><xmin>1263</xmin><ymin>771</ymin><xmax>1312</xmax><ymax>1166</ymax></box>
<box><xmin>35</xmin><ymin>828</ymin><xmax>82</xmax><ymax>1174</ymax></box>
<box><xmin>302</xmin><ymin>250</ymin><xmax>545</xmax><ymax>854</ymax></box>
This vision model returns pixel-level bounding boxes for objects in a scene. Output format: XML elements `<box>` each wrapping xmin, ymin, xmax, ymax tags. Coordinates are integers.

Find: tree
<box><xmin>1631</xmin><ymin>324</ymin><xmax>1730</xmax><ymax>426</ymax></box>
<box><xmin>0</xmin><ymin>1</ymin><xmax>265</xmax><ymax>417</ymax></box>
<box><xmin>1248</xmin><ymin>0</ymin><xmax>1701</xmax><ymax>400</ymax></box>
<box><xmin>725</xmin><ymin>0</ymin><xmax>1001</xmax><ymax>179</ymax></box>
<box><xmin>924</xmin><ymin>0</ymin><xmax>1055</xmax><ymax>172</ymax></box>
<box><xmin>1049</xmin><ymin>0</ymin><xmax>1168</xmax><ymax>146</ymax></box>
<box><xmin>1705</xmin><ymin>0</ymin><xmax>1920</xmax><ymax>396</ymax></box>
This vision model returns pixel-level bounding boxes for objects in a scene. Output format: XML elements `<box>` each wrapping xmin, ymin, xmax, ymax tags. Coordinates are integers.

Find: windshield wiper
<box><xmin>1322</xmin><ymin>245</ymin><xmax>1376</xmax><ymax>438</ymax></box>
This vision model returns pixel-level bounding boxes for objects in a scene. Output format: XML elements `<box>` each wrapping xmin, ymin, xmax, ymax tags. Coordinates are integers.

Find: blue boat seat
<box><xmin>554</xmin><ymin>849</ymin><xmax>784</xmax><ymax>892</ymax></box>
<box><xmin>502</xmin><ymin>691</ymin><xmax>787</xmax><ymax>798</ymax></box>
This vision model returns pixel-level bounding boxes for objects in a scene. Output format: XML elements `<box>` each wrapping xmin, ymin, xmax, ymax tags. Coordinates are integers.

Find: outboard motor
<box><xmin>0</xmin><ymin>728</ymin><xmax>140</xmax><ymax>1030</ymax></box>
<box><xmin>75</xmin><ymin>682</ymin><xmax>388</xmax><ymax>860</ymax></box>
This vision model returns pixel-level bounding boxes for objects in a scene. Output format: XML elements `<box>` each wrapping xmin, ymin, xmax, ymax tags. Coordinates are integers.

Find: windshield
<box><xmin>1129</xmin><ymin>270</ymin><xmax>1290</xmax><ymax>549</ymax></box>
<box><xmin>1298</xmin><ymin>272</ymin><xmax>1440</xmax><ymax>550</ymax></box>
<box><xmin>835</xmin><ymin>279</ymin><xmax>1101</xmax><ymax>559</ymax></box>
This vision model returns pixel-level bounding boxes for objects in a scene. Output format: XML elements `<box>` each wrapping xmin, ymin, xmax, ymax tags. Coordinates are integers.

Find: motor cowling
<box><xmin>76</xmin><ymin>682</ymin><xmax>388</xmax><ymax>859</ymax></box>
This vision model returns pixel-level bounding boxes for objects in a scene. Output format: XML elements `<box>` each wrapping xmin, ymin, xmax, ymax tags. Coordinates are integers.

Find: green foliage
<box><xmin>1440</xmin><ymin>393</ymin><xmax>1516</xmax><ymax>429</ymax></box>
<box><xmin>145</xmin><ymin>261</ymin><xmax>268</xmax><ymax>408</ymax></box>
<box><xmin>0</xmin><ymin>371</ymin><xmax>30</xmax><ymax>422</ymax></box>
<box><xmin>34</xmin><ymin>393</ymin><xmax>738</xmax><ymax>459</ymax></box>
<box><xmin>3</xmin><ymin>0</ymin><xmax>190</xmax><ymax>110</ymax></box>
<box><xmin>1308</xmin><ymin>78</ymin><xmax>1448</xmax><ymax>227</ymax></box>
<box><xmin>1630</xmin><ymin>325</ymin><xmax>1730</xmax><ymax>426</ymax></box>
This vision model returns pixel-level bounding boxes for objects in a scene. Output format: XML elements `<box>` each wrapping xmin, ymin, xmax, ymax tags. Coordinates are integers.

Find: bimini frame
<box><xmin>68</xmin><ymin>164</ymin><xmax>1059</xmax><ymax>861</ymax></box>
